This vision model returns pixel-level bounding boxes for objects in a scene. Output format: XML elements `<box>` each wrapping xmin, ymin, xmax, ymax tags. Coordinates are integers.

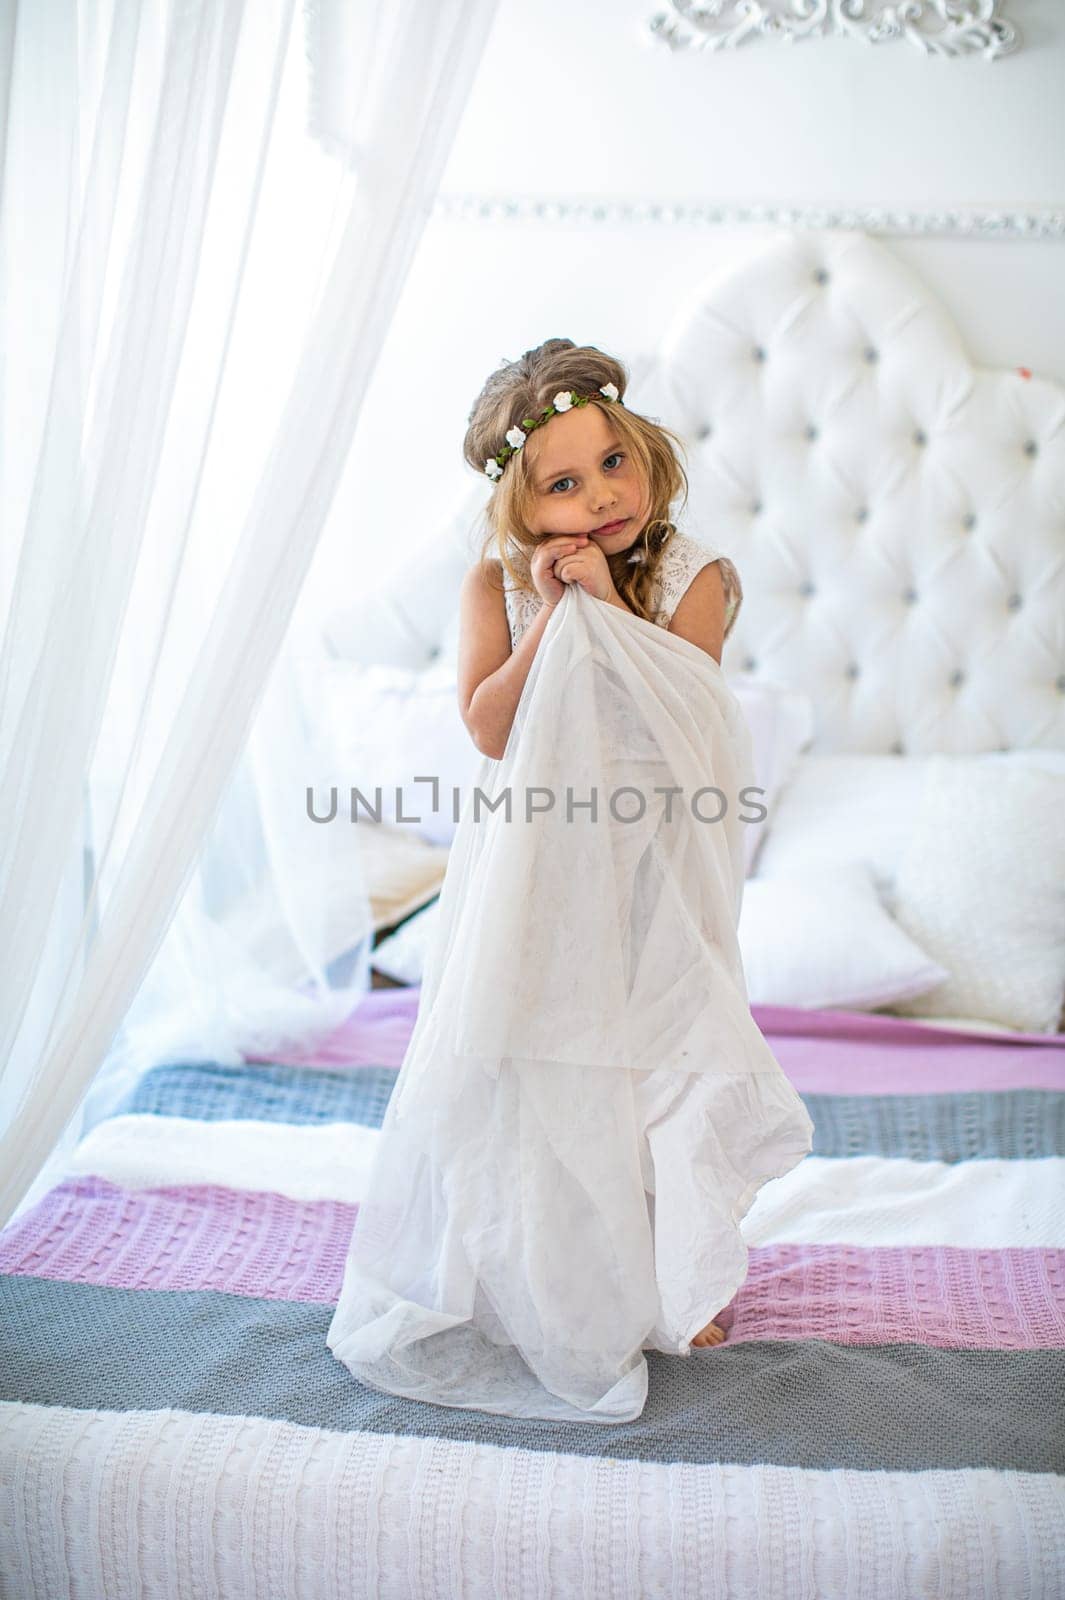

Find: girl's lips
<box><xmin>591</xmin><ymin>518</ymin><xmax>627</xmax><ymax>534</ymax></box>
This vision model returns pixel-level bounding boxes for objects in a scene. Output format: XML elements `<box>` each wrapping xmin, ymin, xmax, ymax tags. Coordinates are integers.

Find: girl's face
<box><xmin>523</xmin><ymin>402</ymin><xmax>650</xmax><ymax>556</ymax></box>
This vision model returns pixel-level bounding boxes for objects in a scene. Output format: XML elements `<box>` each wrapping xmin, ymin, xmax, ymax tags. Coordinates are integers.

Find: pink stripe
<box><xmin>251</xmin><ymin>986</ymin><xmax>1065</xmax><ymax>1094</ymax></box>
<box><xmin>717</xmin><ymin>1241</ymin><xmax>1065</xmax><ymax>1351</ymax></box>
<box><xmin>244</xmin><ymin>986</ymin><xmax>419</xmax><ymax>1069</ymax></box>
<box><xmin>0</xmin><ymin>1176</ymin><xmax>354</xmax><ymax>1304</ymax></box>
<box><xmin>753</xmin><ymin>1006</ymin><xmax>1065</xmax><ymax>1094</ymax></box>
<box><xmin>5</xmin><ymin>1178</ymin><xmax>1063</xmax><ymax>1351</ymax></box>
<box><xmin>752</xmin><ymin>1001</ymin><xmax>1065</xmax><ymax>1050</ymax></box>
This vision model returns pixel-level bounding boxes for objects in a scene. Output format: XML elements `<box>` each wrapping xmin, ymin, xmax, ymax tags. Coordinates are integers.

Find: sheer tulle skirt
<box><xmin>325</xmin><ymin>1021</ymin><xmax>813</xmax><ymax>1424</ymax></box>
<box><xmin>326</xmin><ymin>586</ymin><xmax>815</xmax><ymax>1424</ymax></box>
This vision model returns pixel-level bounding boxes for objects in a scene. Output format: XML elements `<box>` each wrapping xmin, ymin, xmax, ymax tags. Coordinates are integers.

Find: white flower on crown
<box><xmin>485</xmin><ymin>458</ymin><xmax>503</xmax><ymax>480</ymax></box>
<box><xmin>600</xmin><ymin>382</ymin><xmax>619</xmax><ymax>402</ymax></box>
<box><xmin>505</xmin><ymin>426</ymin><xmax>527</xmax><ymax>450</ymax></box>
<box><xmin>553</xmin><ymin>391</ymin><xmax>575</xmax><ymax>412</ymax></box>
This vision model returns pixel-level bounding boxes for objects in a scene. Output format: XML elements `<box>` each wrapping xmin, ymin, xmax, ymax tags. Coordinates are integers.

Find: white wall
<box><xmin>445</xmin><ymin>0</ymin><xmax>1064</xmax><ymax>210</ymax></box>
<box><xmin>301</xmin><ymin>0</ymin><xmax>1065</xmax><ymax>616</ymax></box>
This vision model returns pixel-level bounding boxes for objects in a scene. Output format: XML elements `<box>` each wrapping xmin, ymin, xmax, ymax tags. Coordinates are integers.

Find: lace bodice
<box><xmin>501</xmin><ymin>531</ymin><xmax>742</xmax><ymax>651</ymax></box>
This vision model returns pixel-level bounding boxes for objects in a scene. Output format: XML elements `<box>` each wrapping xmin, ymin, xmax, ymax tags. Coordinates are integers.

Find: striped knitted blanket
<box><xmin>1</xmin><ymin>990</ymin><xmax>1063</xmax><ymax>1597</ymax></box>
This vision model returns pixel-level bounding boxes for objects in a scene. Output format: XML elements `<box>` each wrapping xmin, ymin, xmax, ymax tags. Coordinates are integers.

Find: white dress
<box><xmin>326</xmin><ymin>534</ymin><xmax>813</xmax><ymax>1424</ymax></box>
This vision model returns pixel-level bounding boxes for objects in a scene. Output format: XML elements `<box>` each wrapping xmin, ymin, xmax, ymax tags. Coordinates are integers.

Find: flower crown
<box><xmin>484</xmin><ymin>383</ymin><xmax>622</xmax><ymax>481</ymax></box>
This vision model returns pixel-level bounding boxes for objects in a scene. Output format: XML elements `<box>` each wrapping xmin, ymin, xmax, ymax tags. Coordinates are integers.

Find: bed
<box><xmin>2</xmin><ymin>228</ymin><xmax>1064</xmax><ymax>1597</ymax></box>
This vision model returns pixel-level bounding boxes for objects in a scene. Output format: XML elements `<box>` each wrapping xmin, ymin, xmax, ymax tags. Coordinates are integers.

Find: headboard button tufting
<box><xmin>632</xmin><ymin>231</ymin><xmax>1065</xmax><ymax>761</ymax></box>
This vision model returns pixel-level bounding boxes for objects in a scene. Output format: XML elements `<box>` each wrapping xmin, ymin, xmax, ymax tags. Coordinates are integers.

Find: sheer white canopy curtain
<box><xmin>0</xmin><ymin>0</ymin><xmax>499</xmax><ymax>1227</ymax></box>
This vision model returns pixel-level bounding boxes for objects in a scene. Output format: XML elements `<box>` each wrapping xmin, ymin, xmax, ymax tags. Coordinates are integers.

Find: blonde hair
<box><xmin>462</xmin><ymin>338</ymin><xmax>690</xmax><ymax>624</ymax></box>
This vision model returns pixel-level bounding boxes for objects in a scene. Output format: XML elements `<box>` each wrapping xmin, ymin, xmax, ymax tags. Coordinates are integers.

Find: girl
<box><xmin>326</xmin><ymin>339</ymin><xmax>814</xmax><ymax>1424</ymax></box>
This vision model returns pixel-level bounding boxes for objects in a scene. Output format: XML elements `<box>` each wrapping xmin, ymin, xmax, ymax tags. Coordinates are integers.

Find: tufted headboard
<box><xmin>327</xmin><ymin>230</ymin><xmax>1065</xmax><ymax>760</ymax></box>
<box><xmin>637</xmin><ymin>228</ymin><xmax>1065</xmax><ymax>757</ymax></box>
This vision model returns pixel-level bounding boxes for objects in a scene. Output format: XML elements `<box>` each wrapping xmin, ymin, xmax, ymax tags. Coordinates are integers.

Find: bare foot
<box><xmin>690</xmin><ymin>1316</ymin><xmax>727</xmax><ymax>1348</ymax></box>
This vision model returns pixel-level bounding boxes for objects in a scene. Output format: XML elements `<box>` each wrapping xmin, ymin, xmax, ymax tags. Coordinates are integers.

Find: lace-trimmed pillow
<box><xmin>887</xmin><ymin>756</ymin><xmax>1065</xmax><ymax>1033</ymax></box>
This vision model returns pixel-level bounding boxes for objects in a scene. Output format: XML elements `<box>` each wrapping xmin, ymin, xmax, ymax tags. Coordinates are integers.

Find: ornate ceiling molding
<box><xmin>432</xmin><ymin>194</ymin><xmax>1064</xmax><ymax>241</ymax></box>
<box><xmin>647</xmin><ymin>1</ymin><xmax>1020</xmax><ymax>58</ymax></box>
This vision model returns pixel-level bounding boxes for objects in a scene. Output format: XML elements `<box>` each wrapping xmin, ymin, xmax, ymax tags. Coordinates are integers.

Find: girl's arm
<box><xmin>457</xmin><ymin>560</ymin><xmax>558</xmax><ymax>760</ymax></box>
<box><xmin>666</xmin><ymin>561</ymin><xmax>727</xmax><ymax>665</ymax></box>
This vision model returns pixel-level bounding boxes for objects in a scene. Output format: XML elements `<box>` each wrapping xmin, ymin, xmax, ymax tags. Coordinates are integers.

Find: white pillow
<box><xmin>887</xmin><ymin>756</ymin><xmax>1065</xmax><ymax>1034</ymax></box>
<box><xmin>372</xmin><ymin>896</ymin><xmax>440</xmax><ymax>985</ymax></box>
<box><xmin>738</xmin><ymin>862</ymin><xmax>949</xmax><ymax>1011</ymax></box>
<box><xmin>725</xmin><ymin>674</ymin><xmax>814</xmax><ymax>876</ymax></box>
<box><xmin>315</xmin><ymin>631</ymin><xmax>481</xmax><ymax>848</ymax></box>
<box><xmin>375</xmin><ymin>860</ymin><xmax>950</xmax><ymax>1013</ymax></box>
<box><xmin>754</xmin><ymin>749</ymin><xmax>1065</xmax><ymax>916</ymax></box>
<box><xmin>320</xmin><ymin>487</ymin><xmax>482</xmax><ymax>668</ymax></box>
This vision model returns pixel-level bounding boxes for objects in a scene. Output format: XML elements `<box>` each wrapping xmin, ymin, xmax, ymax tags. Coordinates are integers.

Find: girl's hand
<box><xmin>550</xmin><ymin>536</ymin><xmax>616</xmax><ymax>604</ymax></box>
<box><xmin>530</xmin><ymin>533</ymin><xmax>592</xmax><ymax>608</ymax></box>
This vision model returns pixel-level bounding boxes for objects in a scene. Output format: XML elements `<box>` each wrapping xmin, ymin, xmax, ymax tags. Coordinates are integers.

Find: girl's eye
<box><xmin>548</xmin><ymin>452</ymin><xmax>625</xmax><ymax>494</ymax></box>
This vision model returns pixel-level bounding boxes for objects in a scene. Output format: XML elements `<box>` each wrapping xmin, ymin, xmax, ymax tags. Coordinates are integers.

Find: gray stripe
<box><xmin>104</xmin><ymin>1062</ymin><xmax>1065</xmax><ymax>1163</ymax></box>
<box><xmin>806</xmin><ymin>1090</ymin><xmax>1065</xmax><ymax>1162</ymax></box>
<box><xmin>108</xmin><ymin>1059</ymin><xmax>398</xmax><ymax>1131</ymax></box>
<box><xmin>2</xmin><ymin>1275</ymin><xmax>1061</xmax><ymax>1471</ymax></box>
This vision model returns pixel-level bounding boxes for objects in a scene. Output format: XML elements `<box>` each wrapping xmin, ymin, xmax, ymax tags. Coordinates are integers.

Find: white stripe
<box><xmin>742</xmin><ymin>1155</ymin><xmax>1065</xmax><ymax>1249</ymax></box>
<box><xmin>65</xmin><ymin>1120</ymin><xmax>1065</xmax><ymax>1250</ymax></box>
<box><xmin>1</xmin><ymin>1402</ymin><xmax>1060</xmax><ymax>1600</ymax></box>
<box><xmin>65</xmin><ymin>1114</ymin><xmax>381</xmax><ymax>1205</ymax></box>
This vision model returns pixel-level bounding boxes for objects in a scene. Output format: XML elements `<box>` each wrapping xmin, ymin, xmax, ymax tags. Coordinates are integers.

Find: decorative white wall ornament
<box><xmin>647</xmin><ymin>1</ymin><xmax>1020</xmax><ymax>59</ymax></box>
<box><xmin>433</xmin><ymin>193</ymin><xmax>1065</xmax><ymax>241</ymax></box>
